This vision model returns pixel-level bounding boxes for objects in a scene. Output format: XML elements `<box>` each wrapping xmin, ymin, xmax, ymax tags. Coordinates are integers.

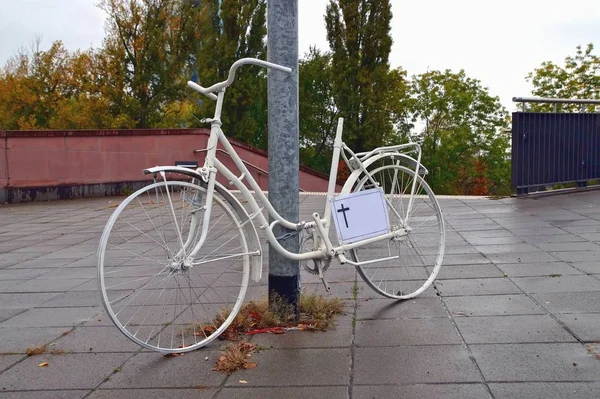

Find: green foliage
<box><xmin>298</xmin><ymin>47</ymin><xmax>337</xmax><ymax>173</ymax></box>
<box><xmin>325</xmin><ymin>0</ymin><xmax>408</xmax><ymax>152</ymax></box>
<box><xmin>408</xmin><ymin>70</ymin><xmax>510</xmax><ymax>195</ymax></box>
<box><xmin>526</xmin><ymin>43</ymin><xmax>600</xmax><ymax>112</ymax></box>
<box><xmin>192</xmin><ymin>0</ymin><xmax>268</xmax><ymax>148</ymax></box>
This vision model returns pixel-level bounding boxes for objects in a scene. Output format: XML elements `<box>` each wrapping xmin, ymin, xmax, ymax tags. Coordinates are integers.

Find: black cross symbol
<box><xmin>337</xmin><ymin>203</ymin><xmax>350</xmax><ymax>228</ymax></box>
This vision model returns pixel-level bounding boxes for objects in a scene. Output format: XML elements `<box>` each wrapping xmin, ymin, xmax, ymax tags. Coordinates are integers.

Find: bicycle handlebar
<box><xmin>187</xmin><ymin>58</ymin><xmax>292</xmax><ymax>101</ymax></box>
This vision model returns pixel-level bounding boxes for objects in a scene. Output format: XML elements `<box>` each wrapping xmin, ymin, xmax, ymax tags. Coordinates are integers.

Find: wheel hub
<box><xmin>168</xmin><ymin>257</ymin><xmax>193</xmax><ymax>273</ymax></box>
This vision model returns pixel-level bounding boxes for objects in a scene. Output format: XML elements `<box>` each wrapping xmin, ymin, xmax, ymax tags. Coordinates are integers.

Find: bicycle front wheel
<box><xmin>98</xmin><ymin>180</ymin><xmax>250</xmax><ymax>353</ymax></box>
<box><xmin>349</xmin><ymin>164</ymin><xmax>445</xmax><ymax>299</ymax></box>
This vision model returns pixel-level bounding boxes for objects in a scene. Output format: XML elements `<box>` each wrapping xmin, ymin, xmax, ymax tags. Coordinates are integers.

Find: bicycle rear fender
<box><xmin>341</xmin><ymin>153</ymin><xmax>428</xmax><ymax>194</ymax></box>
<box><xmin>144</xmin><ymin>166</ymin><xmax>263</xmax><ymax>282</ymax></box>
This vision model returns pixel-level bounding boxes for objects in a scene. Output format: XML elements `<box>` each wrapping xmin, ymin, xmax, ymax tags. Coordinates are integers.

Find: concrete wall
<box><xmin>0</xmin><ymin>129</ymin><xmax>339</xmax><ymax>203</ymax></box>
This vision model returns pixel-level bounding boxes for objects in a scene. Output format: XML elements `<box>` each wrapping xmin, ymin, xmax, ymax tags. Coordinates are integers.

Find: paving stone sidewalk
<box><xmin>0</xmin><ymin>191</ymin><xmax>599</xmax><ymax>398</ymax></box>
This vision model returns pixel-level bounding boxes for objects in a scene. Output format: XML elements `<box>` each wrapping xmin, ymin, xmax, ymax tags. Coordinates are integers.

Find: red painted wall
<box><xmin>0</xmin><ymin>129</ymin><xmax>340</xmax><ymax>194</ymax></box>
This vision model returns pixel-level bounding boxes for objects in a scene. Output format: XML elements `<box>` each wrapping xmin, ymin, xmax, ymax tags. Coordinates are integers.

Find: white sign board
<box><xmin>330</xmin><ymin>188</ymin><xmax>390</xmax><ymax>244</ymax></box>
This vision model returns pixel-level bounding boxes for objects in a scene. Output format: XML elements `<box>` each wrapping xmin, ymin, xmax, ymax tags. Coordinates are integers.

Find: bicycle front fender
<box><xmin>143</xmin><ymin>166</ymin><xmax>264</xmax><ymax>282</ymax></box>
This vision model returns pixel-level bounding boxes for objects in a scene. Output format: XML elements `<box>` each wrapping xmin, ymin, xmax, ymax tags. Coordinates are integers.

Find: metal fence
<box><xmin>512</xmin><ymin>97</ymin><xmax>600</xmax><ymax>195</ymax></box>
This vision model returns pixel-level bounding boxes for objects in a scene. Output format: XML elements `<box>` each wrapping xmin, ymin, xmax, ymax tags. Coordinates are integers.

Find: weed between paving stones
<box><xmin>25</xmin><ymin>345</ymin><xmax>64</xmax><ymax>356</ymax></box>
<box><xmin>207</xmin><ymin>292</ymin><xmax>344</xmax><ymax>373</ymax></box>
<box><xmin>214</xmin><ymin>292</ymin><xmax>344</xmax><ymax>340</ymax></box>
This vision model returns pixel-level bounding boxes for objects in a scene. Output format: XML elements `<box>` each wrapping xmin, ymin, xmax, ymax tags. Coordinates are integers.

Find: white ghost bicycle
<box><xmin>97</xmin><ymin>58</ymin><xmax>445</xmax><ymax>353</ymax></box>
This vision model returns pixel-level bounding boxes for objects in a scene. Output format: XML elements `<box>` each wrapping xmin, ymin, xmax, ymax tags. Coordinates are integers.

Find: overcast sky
<box><xmin>1</xmin><ymin>0</ymin><xmax>599</xmax><ymax>111</ymax></box>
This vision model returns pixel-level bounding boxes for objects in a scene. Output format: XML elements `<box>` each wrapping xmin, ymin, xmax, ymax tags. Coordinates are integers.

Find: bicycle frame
<box><xmin>157</xmin><ymin>58</ymin><xmax>425</xmax><ymax>270</ymax></box>
<box><xmin>180</xmin><ymin>98</ymin><xmax>417</xmax><ymax>267</ymax></box>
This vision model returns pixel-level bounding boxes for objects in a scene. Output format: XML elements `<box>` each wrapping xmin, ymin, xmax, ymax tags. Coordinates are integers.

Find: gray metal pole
<box><xmin>267</xmin><ymin>0</ymin><xmax>300</xmax><ymax>317</ymax></box>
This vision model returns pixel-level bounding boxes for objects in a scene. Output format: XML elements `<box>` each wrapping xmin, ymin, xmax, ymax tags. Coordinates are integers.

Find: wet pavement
<box><xmin>0</xmin><ymin>191</ymin><xmax>599</xmax><ymax>398</ymax></box>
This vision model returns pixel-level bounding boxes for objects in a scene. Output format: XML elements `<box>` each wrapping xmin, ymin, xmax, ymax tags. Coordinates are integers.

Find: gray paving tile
<box><xmin>495</xmin><ymin>262</ymin><xmax>584</xmax><ymax>277</ymax></box>
<box><xmin>0</xmin><ymin>269</ymin><xmax>49</xmax><ymax>280</ymax></box>
<box><xmin>37</xmin><ymin>250</ymin><xmax>95</xmax><ymax>260</ymax></box>
<box><xmin>444</xmin><ymin>294</ymin><xmax>545</xmax><ymax>317</ymax></box>
<box><xmin>356</xmin><ymin>297</ymin><xmax>447</xmax><ymax>320</ymax></box>
<box><xmin>436</xmin><ymin>264</ymin><xmax>504</xmax><ymax>280</ymax></box>
<box><xmin>511</xmin><ymin>275</ymin><xmax>600</xmax><ymax>293</ymax></box>
<box><xmin>0</xmin><ymin>280</ymin><xmax>27</xmax><ymax>291</ymax></box>
<box><xmin>0</xmin><ymin>353</ymin><xmax>132</xmax><ymax>390</ymax></box>
<box><xmin>459</xmin><ymin>230</ymin><xmax>514</xmax><ymax>238</ymax></box>
<box><xmin>101</xmin><ymin>351</ymin><xmax>225</xmax><ymax>388</ymax></box>
<box><xmin>474</xmin><ymin>243</ymin><xmax>542</xmax><ymax>254</ymax></box>
<box><xmin>522</xmin><ymin>234</ymin><xmax>586</xmax><ymax>244</ymax></box>
<box><xmin>536</xmin><ymin>242</ymin><xmax>600</xmax><ymax>252</ymax></box>
<box><xmin>471</xmin><ymin>343</ymin><xmax>600</xmax><ymax>382</ymax></box>
<box><xmin>11</xmin><ymin>244</ymin><xmax>74</xmax><ymax>253</ymax></box>
<box><xmin>36</xmin><ymin>291</ymin><xmax>102</xmax><ymax>308</ymax></box>
<box><xmin>353</xmin><ymin>384</ymin><xmax>490</xmax><ymax>399</ymax></box>
<box><xmin>89</xmin><ymin>388</ymin><xmax>216</xmax><ymax>399</ymax></box>
<box><xmin>550</xmin><ymin>250</ymin><xmax>600</xmax><ymax>262</ymax></box>
<box><xmin>2</xmin><ymin>278</ymin><xmax>90</xmax><ymax>293</ymax></box>
<box><xmin>0</xmin><ymin>390</ymin><xmax>90</xmax><ymax>398</ymax></box>
<box><xmin>52</xmin><ymin>326</ymin><xmax>141</xmax><ymax>353</ymax></box>
<box><xmin>0</xmin><ymin>309</ymin><xmax>26</xmax><ymax>323</ymax></box>
<box><xmin>0</xmin><ymin>327</ymin><xmax>69</xmax><ymax>353</ymax></box>
<box><xmin>0</xmin><ymin>354</ymin><xmax>25</xmax><ymax>372</ymax></box>
<box><xmin>6</xmin><ymin>258</ymin><xmax>77</xmax><ymax>269</ymax></box>
<box><xmin>509</xmin><ymin>227</ymin><xmax>566</xmax><ymax>236</ymax></box>
<box><xmin>0</xmin><ymin>252</ymin><xmax>47</xmax><ymax>265</ymax></box>
<box><xmin>0</xmin><ymin>307</ymin><xmax>101</xmax><ymax>328</ymax></box>
<box><xmin>355</xmin><ymin>318</ymin><xmax>461</xmax><ymax>346</ymax></box>
<box><xmin>438</xmin><ymin>253</ymin><xmax>491</xmax><ymax>265</ymax></box>
<box><xmin>223</xmin><ymin>348</ymin><xmax>351</xmax><ymax>386</ymax></box>
<box><xmin>563</xmin><ymin>225</ymin><xmax>600</xmax><ymax>234</ymax></box>
<box><xmin>571</xmin><ymin>261</ymin><xmax>600</xmax><ymax>274</ymax></box>
<box><xmin>489</xmin><ymin>382</ymin><xmax>598</xmax><ymax>399</ymax></box>
<box><xmin>555</xmin><ymin>313</ymin><xmax>600</xmax><ymax>342</ymax></box>
<box><xmin>0</xmin><ymin>293</ymin><xmax>59</xmax><ymax>309</ymax></box>
<box><xmin>454</xmin><ymin>314</ymin><xmax>576</xmax><ymax>344</ymax></box>
<box><xmin>57</xmin><ymin>256</ymin><xmax>97</xmax><ymax>268</ymax></box>
<box><xmin>251</xmin><ymin>316</ymin><xmax>353</xmax><ymax>349</ymax></box>
<box><xmin>354</xmin><ymin>345</ymin><xmax>481</xmax><ymax>384</ymax></box>
<box><xmin>216</xmin><ymin>387</ymin><xmax>348</xmax><ymax>399</ymax></box>
<box><xmin>484</xmin><ymin>251</ymin><xmax>559</xmax><ymax>264</ymax></box>
<box><xmin>533</xmin><ymin>291</ymin><xmax>600</xmax><ymax>313</ymax></box>
<box><xmin>451</xmin><ymin>224</ymin><xmax>502</xmax><ymax>232</ymax></box>
<box><xmin>435</xmin><ymin>278</ymin><xmax>521</xmax><ymax>296</ymax></box>
<box><xmin>36</xmin><ymin>267</ymin><xmax>97</xmax><ymax>280</ymax></box>
<box><xmin>463</xmin><ymin>236</ymin><xmax>523</xmax><ymax>245</ymax></box>
<box><xmin>435</xmin><ymin>245</ymin><xmax>478</xmax><ymax>254</ymax></box>
<box><xmin>578</xmin><ymin>232</ymin><xmax>600</xmax><ymax>242</ymax></box>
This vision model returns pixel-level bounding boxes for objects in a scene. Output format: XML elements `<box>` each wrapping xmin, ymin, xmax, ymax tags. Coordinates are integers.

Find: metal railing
<box><xmin>511</xmin><ymin>97</ymin><xmax>600</xmax><ymax>195</ymax></box>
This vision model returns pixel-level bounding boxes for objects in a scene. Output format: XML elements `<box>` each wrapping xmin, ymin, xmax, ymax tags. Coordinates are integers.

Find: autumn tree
<box><xmin>99</xmin><ymin>0</ymin><xmax>202</xmax><ymax>128</ymax></box>
<box><xmin>190</xmin><ymin>0</ymin><xmax>268</xmax><ymax>147</ymax></box>
<box><xmin>0</xmin><ymin>40</ymin><xmax>127</xmax><ymax>130</ymax></box>
<box><xmin>325</xmin><ymin>0</ymin><xmax>408</xmax><ymax>153</ymax></box>
<box><xmin>408</xmin><ymin>69</ymin><xmax>509</xmax><ymax>194</ymax></box>
<box><xmin>526</xmin><ymin>43</ymin><xmax>600</xmax><ymax>112</ymax></box>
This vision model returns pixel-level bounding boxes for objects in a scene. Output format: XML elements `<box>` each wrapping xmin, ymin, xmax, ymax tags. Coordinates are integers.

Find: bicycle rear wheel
<box><xmin>349</xmin><ymin>164</ymin><xmax>445</xmax><ymax>299</ymax></box>
<box><xmin>98</xmin><ymin>180</ymin><xmax>250</xmax><ymax>353</ymax></box>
